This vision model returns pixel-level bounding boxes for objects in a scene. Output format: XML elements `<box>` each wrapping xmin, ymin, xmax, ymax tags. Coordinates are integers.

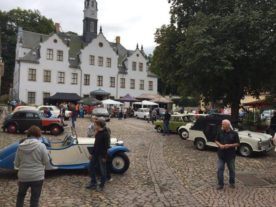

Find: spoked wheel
<box><xmin>110</xmin><ymin>152</ymin><xmax>130</xmax><ymax>174</ymax></box>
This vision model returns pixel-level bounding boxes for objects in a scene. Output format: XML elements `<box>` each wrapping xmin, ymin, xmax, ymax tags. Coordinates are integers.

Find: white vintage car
<box><xmin>0</xmin><ymin>130</ymin><xmax>130</xmax><ymax>174</ymax></box>
<box><xmin>134</xmin><ymin>108</ymin><xmax>150</xmax><ymax>120</ymax></box>
<box><xmin>186</xmin><ymin>114</ymin><xmax>274</xmax><ymax>157</ymax></box>
<box><xmin>37</xmin><ymin>105</ymin><xmax>72</xmax><ymax>120</ymax></box>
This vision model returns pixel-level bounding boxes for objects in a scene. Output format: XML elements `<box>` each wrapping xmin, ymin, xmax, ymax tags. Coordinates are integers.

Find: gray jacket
<box><xmin>14</xmin><ymin>138</ymin><xmax>49</xmax><ymax>182</ymax></box>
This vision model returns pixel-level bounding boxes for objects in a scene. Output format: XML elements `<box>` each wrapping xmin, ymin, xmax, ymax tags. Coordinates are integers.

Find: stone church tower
<box><xmin>83</xmin><ymin>0</ymin><xmax>98</xmax><ymax>43</ymax></box>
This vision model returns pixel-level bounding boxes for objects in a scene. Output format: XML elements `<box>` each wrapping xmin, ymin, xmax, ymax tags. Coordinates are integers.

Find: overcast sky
<box><xmin>0</xmin><ymin>0</ymin><xmax>171</xmax><ymax>54</ymax></box>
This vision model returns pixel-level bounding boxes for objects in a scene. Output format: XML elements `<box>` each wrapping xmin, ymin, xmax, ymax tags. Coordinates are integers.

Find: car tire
<box><xmin>194</xmin><ymin>138</ymin><xmax>206</xmax><ymax>150</ymax></box>
<box><xmin>239</xmin><ymin>144</ymin><xmax>253</xmax><ymax>157</ymax></box>
<box><xmin>110</xmin><ymin>152</ymin><xmax>130</xmax><ymax>174</ymax></box>
<box><xmin>50</xmin><ymin>125</ymin><xmax>62</xmax><ymax>136</ymax></box>
<box><xmin>179</xmin><ymin>129</ymin><xmax>189</xmax><ymax>140</ymax></box>
<box><xmin>156</xmin><ymin>126</ymin><xmax>163</xmax><ymax>133</ymax></box>
<box><xmin>7</xmin><ymin>124</ymin><xmax>17</xmax><ymax>134</ymax></box>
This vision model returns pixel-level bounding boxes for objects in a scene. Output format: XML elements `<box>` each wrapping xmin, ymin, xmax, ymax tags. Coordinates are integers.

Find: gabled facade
<box><xmin>13</xmin><ymin>0</ymin><xmax>158</xmax><ymax>105</ymax></box>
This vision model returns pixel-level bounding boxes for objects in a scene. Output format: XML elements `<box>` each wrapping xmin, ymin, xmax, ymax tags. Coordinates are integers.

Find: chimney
<box><xmin>55</xmin><ymin>23</ymin><xmax>61</xmax><ymax>33</ymax></box>
<box><xmin>116</xmin><ymin>36</ymin><xmax>121</xmax><ymax>44</ymax></box>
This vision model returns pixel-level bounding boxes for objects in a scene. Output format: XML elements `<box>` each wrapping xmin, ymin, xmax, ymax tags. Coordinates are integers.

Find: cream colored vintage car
<box><xmin>187</xmin><ymin>115</ymin><xmax>274</xmax><ymax>157</ymax></box>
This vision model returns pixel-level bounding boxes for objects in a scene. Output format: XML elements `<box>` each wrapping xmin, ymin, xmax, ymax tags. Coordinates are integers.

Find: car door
<box><xmin>25</xmin><ymin>112</ymin><xmax>42</xmax><ymax>130</ymax></box>
<box><xmin>12</xmin><ymin>112</ymin><xmax>26</xmax><ymax>131</ymax></box>
<box><xmin>169</xmin><ymin>116</ymin><xmax>177</xmax><ymax>131</ymax></box>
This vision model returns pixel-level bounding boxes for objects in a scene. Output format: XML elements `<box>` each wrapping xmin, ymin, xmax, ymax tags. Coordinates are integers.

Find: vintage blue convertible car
<box><xmin>0</xmin><ymin>133</ymin><xmax>130</xmax><ymax>174</ymax></box>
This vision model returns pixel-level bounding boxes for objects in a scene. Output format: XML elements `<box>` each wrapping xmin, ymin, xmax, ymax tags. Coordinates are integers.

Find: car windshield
<box><xmin>39</xmin><ymin>112</ymin><xmax>46</xmax><ymax>118</ymax></box>
<box><xmin>93</xmin><ymin>108</ymin><xmax>108</xmax><ymax>114</ymax></box>
<box><xmin>50</xmin><ymin>106</ymin><xmax>59</xmax><ymax>110</ymax></box>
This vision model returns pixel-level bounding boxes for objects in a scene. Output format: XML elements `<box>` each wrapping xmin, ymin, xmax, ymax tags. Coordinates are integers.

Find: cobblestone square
<box><xmin>1</xmin><ymin>117</ymin><xmax>276</xmax><ymax>207</ymax></box>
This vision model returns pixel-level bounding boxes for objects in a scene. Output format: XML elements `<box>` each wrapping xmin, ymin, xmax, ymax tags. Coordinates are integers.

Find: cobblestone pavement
<box><xmin>0</xmin><ymin>117</ymin><xmax>276</xmax><ymax>206</ymax></box>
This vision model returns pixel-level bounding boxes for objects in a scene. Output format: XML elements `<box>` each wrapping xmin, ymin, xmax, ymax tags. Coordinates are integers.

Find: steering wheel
<box><xmin>63</xmin><ymin>135</ymin><xmax>71</xmax><ymax>146</ymax></box>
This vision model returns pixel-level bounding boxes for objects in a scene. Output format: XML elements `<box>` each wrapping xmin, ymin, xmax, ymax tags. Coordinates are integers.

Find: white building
<box><xmin>13</xmin><ymin>0</ymin><xmax>158</xmax><ymax>105</ymax></box>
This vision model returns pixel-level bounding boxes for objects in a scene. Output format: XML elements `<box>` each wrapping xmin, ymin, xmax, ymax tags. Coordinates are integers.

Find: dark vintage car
<box><xmin>2</xmin><ymin>110</ymin><xmax>64</xmax><ymax>136</ymax></box>
<box><xmin>91</xmin><ymin>108</ymin><xmax>110</xmax><ymax>121</ymax></box>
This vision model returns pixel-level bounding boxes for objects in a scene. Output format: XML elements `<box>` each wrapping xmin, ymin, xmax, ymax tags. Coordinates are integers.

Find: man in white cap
<box><xmin>215</xmin><ymin>119</ymin><xmax>240</xmax><ymax>190</ymax></box>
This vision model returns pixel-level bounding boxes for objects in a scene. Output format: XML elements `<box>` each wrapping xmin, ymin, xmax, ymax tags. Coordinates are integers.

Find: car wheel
<box><xmin>7</xmin><ymin>124</ymin><xmax>17</xmax><ymax>133</ymax></box>
<box><xmin>50</xmin><ymin>125</ymin><xmax>62</xmax><ymax>136</ymax></box>
<box><xmin>110</xmin><ymin>152</ymin><xmax>130</xmax><ymax>174</ymax></box>
<box><xmin>156</xmin><ymin>126</ymin><xmax>163</xmax><ymax>133</ymax></box>
<box><xmin>195</xmin><ymin>138</ymin><xmax>206</xmax><ymax>150</ymax></box>
<box><xmin>179</xmin><ymin>129</ymin><xmax>189</xmax><ymax>140</ymax></box>
<box><xmin>239</xmin><ymin>144</ymin><xmax>253</xmax><ymax>157</ymax></box>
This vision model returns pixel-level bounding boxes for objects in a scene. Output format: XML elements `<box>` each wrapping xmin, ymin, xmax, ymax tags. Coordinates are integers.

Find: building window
<box><xmin>89</xmin><ymin>55</ymin><xmax>95</xmax><ymax>65</ymax></box>
<box><xmin>43</xmin><ymin>70</ymin><xmax>51</xmax><ymax>82</ymax></box>
<box><xmin>84</xmin><ymin>74</ymin><xmax>90</xmax><ymax>86</ymax></box>
<box><xmin>43</xmin><ymin>92</ymin><xmax>50</xmax><ymax>102</ymax></box>
<box><xmin>139</xmin><ymin>62</ymin><xmax>143</xmax><ymax>71</ymax></box>
<box><xmin>28</xmin><ymin>69</ymin><xmax>36</xmax><ymax>81</ymax></box>
<box><xmin>90</xmin><ymin>22</ymin><xmax>95</xmax><ymax>32</ymax></box>
<box><xmin>130</xmin><ymin>79</ymin><xmax>135</xmax><ymax>89</ymax></box>
<box><xmin>110</xmin><ymin>77</ymin><xmax>115</xmax><ymax>88</ymax></box>
<box><xmin>57</xmin><ymin>50</ymin><xmax>63</xmax><ymax>61</ymax></box>
<box><xmin>71</xmin><ymin>73</ymin><xmax>78</xmax><ymax>85</ymax></box>
<box><xmin>98</xmin><ymin>56</ymin><xmax>103</xmax><ymax>67</ymax></box>
<box><xmin>28</xmin><ymin>92</ymin><xmax>36</xmax><ymax>104</ymax></box>
<box><xmin>46</xmin><ymin>49</ymin><xmax>53</xmax><ymax>60</ymax></box>
<box><xmin>58</xmin><ymin>72</ymin><xmax>65</xmax><ymax>84</ymax></box>
<box><xmin>97</xmin><ymin>76</ymin><xmax>103</xmax><ymax>87</ymax></box>
<box><xmin>132</xmin><ymin>62</ymin><xmax>137</xmax><ymax>71</ymax></box>
<box><xmin>149</xmin><ymin>81</ymin><xmax>153</xmax><ymax>91</ymax></box>
<box><xmin>120</xmin><ymin>78</ymin><xmax>125</xmax><ymax>88</ymax></box>
<box><xmin>140</xmin><ymin>80</ymin><xmax>144</xmax><ymax>90</ymax></box>
<box><xmin>106</xmin><ymin>58</ymin><xmax>112</xmax><ymax>68</ymax></box>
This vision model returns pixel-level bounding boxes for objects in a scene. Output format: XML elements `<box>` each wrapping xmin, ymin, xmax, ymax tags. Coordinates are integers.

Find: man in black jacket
<box><xmin>270</xmin><ymin>112</ymin><xmax>276</xmax><ymax>135</ymax></box>
<box><xmin>86</xmin><ymin>119</ymin><xmax>110</xmax><ymax>191</ymax></box>
<box><xmin>215</xmin><ymin>119</ymin><xmax>240</xmax><ymax>190</ymax></box>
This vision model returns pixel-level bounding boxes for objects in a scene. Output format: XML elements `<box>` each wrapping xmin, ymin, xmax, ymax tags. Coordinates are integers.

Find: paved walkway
<box><xmin>0</xmin><ymin>117</ymin><xmax>276</xmax><ymax>206</ymax></box>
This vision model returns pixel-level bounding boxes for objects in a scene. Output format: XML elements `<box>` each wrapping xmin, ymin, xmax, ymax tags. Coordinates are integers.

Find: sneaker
<box><xmin>107</xmin><ymin>178</ymin><xmax>113</xmax><ymax>182</ymax></box>
<box><xmin>216</xmin><ymin>185</ymin><xmax>223</xmax><ymax>190</ymax></box>
<box><xmin>86</xmin><ymin>183</ymin><xmax>97</xmax><ymax>190</ymax></box>
<box><xmin>229</xmin><ymin>184</ymin><xmax>235</xmax><ymax>189</ymax></box>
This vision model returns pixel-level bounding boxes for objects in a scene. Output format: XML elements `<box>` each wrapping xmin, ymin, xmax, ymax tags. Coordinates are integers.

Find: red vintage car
<box><xmin>2</xmin><ymin>110</ymin><xmax>64</xmax><ymax>136</ymax></box>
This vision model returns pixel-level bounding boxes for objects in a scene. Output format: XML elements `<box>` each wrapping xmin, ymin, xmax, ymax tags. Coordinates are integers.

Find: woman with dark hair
<box><xmin>14</xmin><ymin>126</ymin><xmax>49</xmax><ymax>207</ymax></box>
<box><xmin>86</xmin><ymin>119</ymin><xmax>110</xmax><ymax>191</ymax></box>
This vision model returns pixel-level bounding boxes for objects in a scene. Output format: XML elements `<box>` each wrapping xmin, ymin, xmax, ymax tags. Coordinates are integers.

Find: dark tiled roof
<box><xmin>21</xmin><ymin>30</ymin><xmax>50</xmax><ymax>49</ymax></box>
<box><xmin>47</xmin><ymin>93</ymin><xmax>81</xmax><ymax>101</ymax></box>
<box><xmin>19</xmin><ymin>29</ymin><xmax>157</xmax><ymax>77</ymax></box>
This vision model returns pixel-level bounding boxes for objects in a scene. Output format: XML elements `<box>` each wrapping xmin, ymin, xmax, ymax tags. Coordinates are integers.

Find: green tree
<box><xmin>0</xmin><ymin>8</ymin><xmax>55</xmax><ymax>94</ymax></box>
<box><xmin>150</xmin><ymin>0</ymin><xmax>276</xmax><ymax>121</ymax></box>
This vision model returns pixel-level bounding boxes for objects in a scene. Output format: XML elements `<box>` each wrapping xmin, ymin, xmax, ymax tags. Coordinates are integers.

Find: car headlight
<box><xmin>258</xmin><ymin>140</ymin><xmax>262</xmax><ymax>149</ymax></box>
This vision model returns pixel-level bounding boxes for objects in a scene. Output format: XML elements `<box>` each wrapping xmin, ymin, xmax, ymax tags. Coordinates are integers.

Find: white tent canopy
<box><xmin>102</xmin><ymin>99</ymin><xmax>122</xmax><ymax>105</ymax></box>
<box><xmin>141</xmin><ymin>100</ymin><xmax>158</xmax><ymax>106</ymax></box>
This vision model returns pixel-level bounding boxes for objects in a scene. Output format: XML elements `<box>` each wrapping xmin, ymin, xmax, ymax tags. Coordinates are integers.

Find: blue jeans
<box><xmin>71</xmin><ymin>116</ymin><xmax>76</xmax><ymax>128</ymax></box>
<box><xmin>16</xmin><ymin>180</ymin><xmax>43</xmax><ymax>207</ymax></box>
<box><xmin>217</xmin><ymin>158</ymin><xmax>235</xmax><ymax>186</ymax></box>
<box><xmin>89</xmin><ymin>155</ymin><xmax>107</xmax><ymax>187</ymax></box>
<box><xmin>163</xmin><ymin>121</ymin><xmax>169</xmax><ymax>134</ymax></box>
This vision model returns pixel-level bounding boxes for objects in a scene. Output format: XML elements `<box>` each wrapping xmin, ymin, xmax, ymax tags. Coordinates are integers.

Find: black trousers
<box><xmin>16</xmin><ymin>180</ymin><xmax>44</xmax><ymax>207</ymax></box>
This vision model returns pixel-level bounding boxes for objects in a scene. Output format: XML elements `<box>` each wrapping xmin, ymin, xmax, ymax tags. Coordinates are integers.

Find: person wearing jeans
<box><xmin>14</xmin><ymin>126</ymin><xmax>49</xmax><ymax>207</ymax></box>
<box><xmin>86</xmin><ymin>119</ymin><xmax>110</xmax><ymax>191</ymax></box>
<box><xmin>215</xmin><ymin>120</ymin><xmax>240</xmax><ymax>190</ymax></box>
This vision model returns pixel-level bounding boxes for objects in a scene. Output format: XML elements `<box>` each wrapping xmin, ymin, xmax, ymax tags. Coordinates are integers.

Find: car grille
<box><xmin>261</xmin><ymin>140</ymin><xmax>271</xmax><ymax>148</ymax></box>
